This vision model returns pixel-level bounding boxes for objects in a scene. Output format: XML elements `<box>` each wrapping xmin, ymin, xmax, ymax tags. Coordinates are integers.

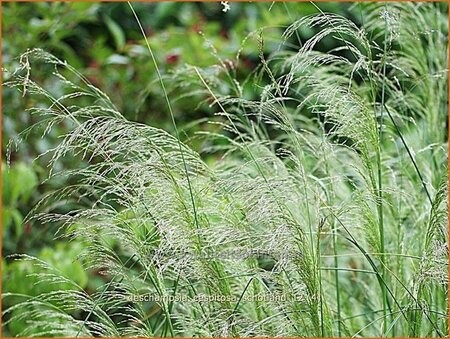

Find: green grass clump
<box><xmin>2</xmin><ymin>2</ymin><xmax>448</xmax><ymax>337</ymax></box>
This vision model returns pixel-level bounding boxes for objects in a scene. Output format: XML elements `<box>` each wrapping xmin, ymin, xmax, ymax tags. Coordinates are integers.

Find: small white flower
<box><xmin>221</xmin><ymin>1</ymin><xmax>230</xmax><ymax>13</ymax></box>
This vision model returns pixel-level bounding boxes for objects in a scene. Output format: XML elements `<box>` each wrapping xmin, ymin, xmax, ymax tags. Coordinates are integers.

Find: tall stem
<box><xmin>332</xmin><ymin>220</ymin><xmax>342</xmax><ymax>337</ymax></box>
<box><xmin>378</xmin><ymin>2</ymin><xmax>389</xmax><ymax>334</ymax></box>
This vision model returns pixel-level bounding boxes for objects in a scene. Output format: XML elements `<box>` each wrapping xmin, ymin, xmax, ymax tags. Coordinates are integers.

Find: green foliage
<box><xmin>2</xmin><ymin>242</ymin><xmax>88</xmax><ymax>337</ymax></box>
<box><xmin>2</xmin><ymin>162</ymin><xmax>38</xmax><ymax>244</ymax></box>
<box><xmin>2</xmin><ymin>2</ymin><xmax>448</xmax><ymax>338</ymax></box>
